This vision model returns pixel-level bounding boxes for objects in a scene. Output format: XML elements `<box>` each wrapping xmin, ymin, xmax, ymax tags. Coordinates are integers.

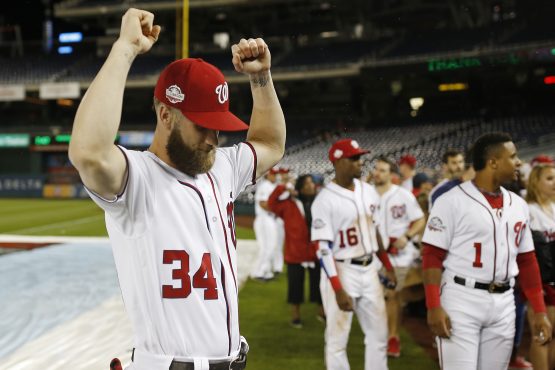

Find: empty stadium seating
<box><xmin>236</xmin><ymin>115</ymin><xmax>555</xmax><ymax>203</ymax></box>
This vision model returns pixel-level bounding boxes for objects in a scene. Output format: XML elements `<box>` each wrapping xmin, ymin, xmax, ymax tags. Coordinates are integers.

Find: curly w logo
<box><xmin>215</xmin><ymin>82</ymin><xmax>229</xmax><ymax>104</ymax></box>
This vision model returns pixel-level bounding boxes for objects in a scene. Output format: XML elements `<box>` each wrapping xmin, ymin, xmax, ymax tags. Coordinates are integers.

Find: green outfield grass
<box><xmin>0</xmin><ymin>198</ymin><xmax>436</xmax><ymax>369</ymax></box>
<box><xmin>0</xmin><ymin>199</ymin><xmax>254</xmax><ymax>238</ymax></box>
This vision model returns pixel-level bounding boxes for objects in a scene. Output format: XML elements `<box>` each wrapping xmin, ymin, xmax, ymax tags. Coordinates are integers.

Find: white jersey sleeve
<box><xmin>211</xmin><ymin>142</ymin><xmax>257</xmax><ymax>201</ymax></box>
<box><xmin>255</xmin><ymin>181</ymin><xmax>272</xmax><ymax>202</ymax></box>
<box><xmin>518</xmin><ymin>201</ymin><xmax>535</xmax><ymax>254</ymax></box>
<box><xmin>422</xmin><ymin>193</ymin><xmax>455</xmax><ymax>250</ymax></box>
<box><xmin>84</xmin><ymin>146</ymin><xmax>153</xmax><ymax>236</ymax></box>
<box><xmin>311</xmin><ymin>195</ymin><xmax>334</xmax><ymax>242</ymax></box>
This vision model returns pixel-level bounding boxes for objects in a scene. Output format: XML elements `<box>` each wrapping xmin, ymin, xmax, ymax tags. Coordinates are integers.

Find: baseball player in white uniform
<box><xmin>311</xmin><ymin>138</ymin><xmax>396</xmax><ymax>370</ymax></box>
<box><xmin>68</xmin><ymin>9</ymin><xmax>285</xmax><ymax>370</ymax></box>
<box><xmin>272</xmin><ymin>167</ymin><xmax>290</xmax><ymax>275</ymax></box>
<box><xmin>421</xmin><ymin>133</ymin><xmax>551</xmax><ymax>370</ymax></box>
<box><xmin>371</xmin><ymin>156</ymin><xmax>426</xmax><ymax>358</ymax></box>
<box><xmin>398</xmin><ymin>155</ymin><xmax>417</xmax><ymax>192</ymax></box>
<box><xmin>252</xmin><ymin>168</ymin><xmax>279</xmax><ymax>280</ymax></box>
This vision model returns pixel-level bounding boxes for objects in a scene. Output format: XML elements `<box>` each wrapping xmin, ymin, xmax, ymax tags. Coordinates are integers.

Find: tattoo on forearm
<box><xmin>250</xmin><ymin>73</ymin><xmax>269</xmax><ymax>87</ymax></box>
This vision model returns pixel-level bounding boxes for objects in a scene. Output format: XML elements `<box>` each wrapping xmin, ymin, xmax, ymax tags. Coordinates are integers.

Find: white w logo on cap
<box><xmin>215</xmin><ymin>82</ymin><xmax>229</xmax><ymax>104</ymax></box>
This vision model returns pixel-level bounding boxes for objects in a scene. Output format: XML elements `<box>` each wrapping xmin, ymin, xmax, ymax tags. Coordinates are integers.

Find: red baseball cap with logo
<box><xmin>328</xmin><ymin>139</ymin><xmax>369</xmax><ymax>162</ymax></box>
<box><xmin>154</xmin><ymin>58</ymin><xmax>249</xmax><ymax>131</ymax></box>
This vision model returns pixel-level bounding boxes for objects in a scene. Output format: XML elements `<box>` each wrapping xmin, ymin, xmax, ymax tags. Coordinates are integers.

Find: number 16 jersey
<box><xmin>311</xmin><ymin>179</ymin><xmax>380</xmax><ymax>259</ymax></box>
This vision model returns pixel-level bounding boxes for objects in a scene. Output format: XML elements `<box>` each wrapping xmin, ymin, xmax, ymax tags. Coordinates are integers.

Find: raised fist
<box><xmin>118</xmin><ymin>8</ymin><xmax>161</xmax><ymax>55</ymax></box>
<box><xmin>231</xmin><ymin>38</ymin><xmax>271</xmax><ymax>74</ymax></box>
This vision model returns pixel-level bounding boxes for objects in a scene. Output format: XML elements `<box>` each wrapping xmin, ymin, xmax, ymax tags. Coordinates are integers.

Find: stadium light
<box><xmin>409</xmin><ymin>97</ymin><xmax>424</xmax><ymax>110</ymax></box>
<box><xmin>320</xmin><ymin>31</ymin><xmax>339</xmax><ymax>38</ymax></box>
<box><xmin>438</xmin><ymin>83</ymin><xmax>469</xmax><ymax>92</ymax></box>
<box><xmin>409</xmin><ymin>97</ymin><xmax>424</xmax><ymax>118</ymax></box>
<box><xmin>57</xmin><ymin>46</ymin><xmax>73</xmax><ymax>55</ymax></box>
<box><xmin>59</xmin><ymin>32</ymin><xmax>83</xmax><ymax>43</ymax></box>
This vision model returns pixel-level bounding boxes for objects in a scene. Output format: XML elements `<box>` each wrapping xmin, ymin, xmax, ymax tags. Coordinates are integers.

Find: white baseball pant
<box><xmin>437</xmin><ymin>274</ymin><xmax>515</xmax><ymax>370</ymax></box>
<box><xmin>320</xmin><ymin>261</ymin><xmax>388</xmax><ymax>370</ymax></box>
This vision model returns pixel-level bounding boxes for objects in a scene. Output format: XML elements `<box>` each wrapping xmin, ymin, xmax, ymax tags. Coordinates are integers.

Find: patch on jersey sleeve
<box><xmin>427</xmin><ymin>217</ymin><xmax>446</xmax><ymax>232</ymax></box>
<box><xmin>313</xmin><ymin>218</ymin><xmax>326</xmax><ymax>229</ymax></box>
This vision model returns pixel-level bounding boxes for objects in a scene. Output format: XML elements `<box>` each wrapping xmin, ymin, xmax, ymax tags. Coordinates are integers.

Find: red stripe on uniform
<box><xmin>220</xmin><ymin>261</ymin><xmax>232</xmax><ymax>356</ymax></box>
<box><xmin>458</xmin><ymin>185</ymin><xmax>498</xmax><ymax>282</ymax></box>
<box><xmin>242</xmin><ymin>141</ymin><xmax>257</xmax><ymax>185</ymax></box>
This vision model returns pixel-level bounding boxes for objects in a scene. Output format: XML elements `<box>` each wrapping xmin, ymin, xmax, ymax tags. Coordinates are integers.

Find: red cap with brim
<box><xmin>154</xmin><ymin>58</ymin><xmax>249</xmax><ymax>132</ymax></box>
<box><xmin>184</xmin><ymin>111</ymin><xmax>248</xmax><ymax>131</ymax></box>
<box><xmin>329</xmin><ymin>139</ymin><xmax>370</xmax><ymax>162</ymax></box>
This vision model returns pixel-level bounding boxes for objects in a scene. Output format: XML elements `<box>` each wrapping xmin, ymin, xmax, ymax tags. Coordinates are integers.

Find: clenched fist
<box><xmin>231</xmin><ymin>38</ymin><xmax>271</xmax><ymax>74</ymax></box>
<box><xmin>118</xmin><ymin>8</ymin><xmax>161</xmax><ymax>56</ymax></box>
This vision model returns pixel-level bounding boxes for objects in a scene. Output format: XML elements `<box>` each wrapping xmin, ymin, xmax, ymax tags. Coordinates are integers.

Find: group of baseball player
<box><xmin>69</xmin><ymin>8</ymin><xmax>555</xmax><ymax>370</ymax></box>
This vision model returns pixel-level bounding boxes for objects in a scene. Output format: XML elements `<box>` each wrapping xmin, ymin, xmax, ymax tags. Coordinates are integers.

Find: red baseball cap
<box><xmin>154</xmin><ymin>58</ymin><xmax>249</xmax><ymax>131</ymax></box>
<box><xmin>328</xmin><ymin>139</ymin><xmax>369</xmax><ymax>162</ymax></box>
<box><xmin>399</xmin><ymin>155</ymin><xmax>417</xmax><ymax>168</ymax></box>
<box><xmin>531</xmin><ymin>154</ymin><xmax>554</xmax><ymax>167</ymax></box>
<box><xmin>279</xmin><ymin>167</ymin><xmax>290</xmax><ymax>174</ymax></box>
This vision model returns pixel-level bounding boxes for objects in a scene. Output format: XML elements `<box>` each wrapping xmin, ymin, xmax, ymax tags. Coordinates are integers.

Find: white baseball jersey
<box><xmin>529</xmin><ymin>202</ymin><xmax>555</xmax><ymax>242</ymax></box>
<box><xmin>86</xmin><ymin>143</ymin><xmax>256</xmax><ymax>362</ymax></box>
<box><xmin>254</xmin><ymin>179</ymin><xmax>276</xmax><ymax>218</ymax></box>
<box><xmin>311</xmin><ymin>179</ymin><xmax>380</xmax><ymax>259</ymax></box>
<box><xmin>422</xmin><ymin>181</ymin><xmax>534</xmax><ymax>283</ymax></box>
<box><xmin>375</xmin><ymin>184</ymin><xmax>424</xmax><ymax>267</ymax></box>
<box><xmin>401</xmin><ymin>177</ymin><xmax>413</xmax><ymax>192</ymax></box>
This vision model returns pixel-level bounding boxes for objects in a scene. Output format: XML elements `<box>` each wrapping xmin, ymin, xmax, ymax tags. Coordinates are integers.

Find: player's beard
<box><xmin>166</xmin><ymin>127</ymin><xmax>216</xmax><ymax>176</ymax></box>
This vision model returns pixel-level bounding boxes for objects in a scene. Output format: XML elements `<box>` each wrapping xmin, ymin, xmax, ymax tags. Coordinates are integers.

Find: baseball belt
<box><xmin>336</xmin><ymin>255</ymin><xmax>373</xmax><ymax>266</ymax></box>
<box><xmin>454</xmin><ymin>276</ymin><xmax>510</xmax><ymax>293</ymax></box>
<box><xmin>169</xmin><ymin>358</ymin><xmax>246</xmax><ymax>370</ymax></box>
<box><xmin>131</xmin><ymin>347</ymin><xmax>247</xmax><ymax>370</ymax></box>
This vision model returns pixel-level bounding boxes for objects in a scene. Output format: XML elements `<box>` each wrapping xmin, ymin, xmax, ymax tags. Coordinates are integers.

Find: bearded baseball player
<box><xmin>422</xmin><ymin>132</ymin><xmax>552</xmax><ymax>370</ymax></box>
<box><xmin>311</xmin><ymin>138</ymin><xmax>396</xmax><ymax>370</ymax></box>
<box><xmin>68</xmin><ymin>8</ymin><xmax>285</xmax><ymax>370</ymax></box>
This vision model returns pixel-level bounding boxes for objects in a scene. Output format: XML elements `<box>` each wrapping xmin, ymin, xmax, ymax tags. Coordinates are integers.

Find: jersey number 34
<box><xmin>162</xmin><ymin>251</ymin><xmax>218</xmax><ymax>300</ymax></box>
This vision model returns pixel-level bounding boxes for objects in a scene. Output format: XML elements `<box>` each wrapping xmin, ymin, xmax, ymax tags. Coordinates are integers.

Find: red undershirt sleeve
<box><xmin>517</xmin><ymin>251</ymin><xmax>546</xmax><ymax>313</ymax></box>
<box><xmin>422</xmin><ymin>242</ymin><xmax>448</xmax><ymax>309</ymax></box>
<box><xmin>422</xmin><ymin>243</ymin><xmax>447</xmax><ymax>269</ymax></box>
